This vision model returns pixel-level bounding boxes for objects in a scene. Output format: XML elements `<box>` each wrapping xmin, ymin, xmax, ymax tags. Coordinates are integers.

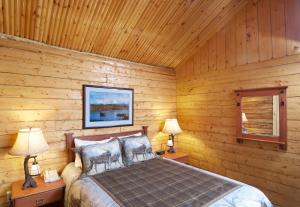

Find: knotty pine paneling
<box><xmin>0</xmin><ymin>35</ymin><xmax>176</xmax><ymax>206</ymax></box>
<box><xmin>176</xmin><ymin>0</ymin><xmax>300</xmax><ymax>206</ymax></box>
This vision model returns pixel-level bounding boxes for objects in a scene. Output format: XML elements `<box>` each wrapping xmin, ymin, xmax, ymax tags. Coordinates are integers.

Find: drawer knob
<box><xmin>36</xmin><ymin>198</ymin><xmax>44</xmax><ymax>206</ymax></box>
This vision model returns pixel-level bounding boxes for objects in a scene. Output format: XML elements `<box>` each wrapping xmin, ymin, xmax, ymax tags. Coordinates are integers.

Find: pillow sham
<box><xmin>81</xmin><ymin>138</ymin><xmax>124</xmax><ymax>176</ymax></box>
<box><xmin>121</xmin><ymin>135</ymin><xmax>155</xmax><ymax>166</ymax></box>
<box><xmin>74</xmin><ymin>138</ymin><xmax>112</xmax><ymax>168</ymax></box>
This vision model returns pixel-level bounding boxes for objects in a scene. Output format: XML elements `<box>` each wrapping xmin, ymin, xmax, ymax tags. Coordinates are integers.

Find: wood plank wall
<box><xmin>176</xmin><ymin>0</ymin><xmax>300</xmax><ymax>206</ymax></box>
<box><xmin>0</xmin><ymin>35</ymin><xmax>176</xmax><ymax>206</ymax></box>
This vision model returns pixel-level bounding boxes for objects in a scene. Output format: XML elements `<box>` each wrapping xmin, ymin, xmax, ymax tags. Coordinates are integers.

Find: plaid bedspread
<box><xmin>90</xmin><ymin>158</ymin><xmax>241</xmax><ymax>207</ymax></box>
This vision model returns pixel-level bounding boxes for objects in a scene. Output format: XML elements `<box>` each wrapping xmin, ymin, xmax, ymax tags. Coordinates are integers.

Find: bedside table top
<box><xmin>161</xmin><ymin>151</ymin><xmax>188</xmax><ymax>160</ymax></box>
<box><xmin>12</xmin><ymin>176</ymin><xmax>65</xmax><ymax>199</ymax></box>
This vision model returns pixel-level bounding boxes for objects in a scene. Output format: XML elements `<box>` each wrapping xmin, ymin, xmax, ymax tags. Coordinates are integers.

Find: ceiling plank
<box><xmin>92</xmin><ymin>0</ymin><xmax>127</xmax><ymax>53</ymax></box>
<box><xmin>118</xmin><ymin>0</ymin><xmax>176</xmax><ymax>62</ymax></box>
<box><xmin>170</xmin><ymin>0</ymin><xmax>248</xmax><ymax>67</ymax></box>
<box><xmin>103</xmin><ymin>0</ymin><xmax>151</xmax><ymax>56</ymax></box>
<box><xmin>0</xmin><ymin>0</ymin><xmax>248</xmax><ymax>68</ymax></box>
<box><xmin>83</xmin><ymin>0</ymin><xmax>113</xmax><ymax>51</ymax></box>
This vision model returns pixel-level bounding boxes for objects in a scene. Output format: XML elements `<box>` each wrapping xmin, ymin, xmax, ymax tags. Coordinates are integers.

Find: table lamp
<box><xmin>163</xmin><ymin>119</ymin><xmax>182</xmax><ymax>153</ymax></box>
<box><xmin>9</xmin><ymin>128</ymin><xmax>49</xmax><ymax>189</ymax></box>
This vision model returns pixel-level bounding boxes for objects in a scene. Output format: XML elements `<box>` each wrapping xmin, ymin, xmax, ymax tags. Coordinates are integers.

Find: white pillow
<box><xmin>74</xmin><ymin>138</ymin><xmax>112</xmax><ymax>168</ymax></box>
<box><xmin>118</xmin><ymin>132</ymin><xmax>142</xmax><ymax>139</ymax></box>
<box><xmin>61</xmin><ymin>162</ymin><xmax>82</xmax><ymax>200</ymax></box>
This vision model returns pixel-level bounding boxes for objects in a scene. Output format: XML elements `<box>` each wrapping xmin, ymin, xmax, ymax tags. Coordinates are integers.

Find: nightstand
<box><xmin>161</xmin><ymin>151</ymin><xmax>188</xmax><ymax>164</ymax></box>
<box><xmin>11</xmin><ymin>176</ymin><xmax>65</xmax><ymax>207</ymax></box>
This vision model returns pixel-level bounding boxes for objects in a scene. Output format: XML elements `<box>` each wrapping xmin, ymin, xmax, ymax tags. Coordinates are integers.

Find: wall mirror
<box><xmin>234</xmin><ymin>86</ymin><xmax>287</xmax><ymax>150</ymax></box>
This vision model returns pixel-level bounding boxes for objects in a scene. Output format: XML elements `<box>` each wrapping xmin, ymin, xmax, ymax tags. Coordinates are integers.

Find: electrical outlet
<box><xmin>6</xmin><ymin>191</ymin><xmax>11</xmax><ymax>203</ymax></box>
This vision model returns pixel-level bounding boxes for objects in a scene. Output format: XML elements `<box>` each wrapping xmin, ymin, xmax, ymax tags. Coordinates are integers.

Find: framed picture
<box><xmin>83</xmin><ymin>85</ymin><xmax>134</xmax><ymax>129</ymax></box>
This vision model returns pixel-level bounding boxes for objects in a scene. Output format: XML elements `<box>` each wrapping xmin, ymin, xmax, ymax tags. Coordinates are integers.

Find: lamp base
<box><xmin>22</xmin><ymin>155</ymin><xmax>37</xmax><ymax>190</ymax></box>
<box><xmin>167</xmin><ymin>147</ymin><xmax>176</xmax><ymax>153</ymax></box>
<box><xmin>167</xmin><ymin>134</ymin><xmax>176</xmax><ymax>153</ymax></box>
<box><xmin>22</xmin><ymin>176</ymin><xmax>37</xmax><ymax>190</ymax></box>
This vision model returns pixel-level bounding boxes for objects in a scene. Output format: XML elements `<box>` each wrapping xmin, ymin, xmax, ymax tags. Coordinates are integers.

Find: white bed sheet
<box><xmin>62</xmin><ymin>159</ymin><xmax>272</xmax><ymax>207</ymax></box>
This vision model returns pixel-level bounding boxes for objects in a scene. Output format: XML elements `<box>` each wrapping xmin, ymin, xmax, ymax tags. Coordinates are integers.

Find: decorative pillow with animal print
<box><xmin>121</xmin><ymin>135</ymin><xmax>155</xmax><ymax>166</ymax></box>
<box><xmin>81</xmin><ymin>138</ymin><xmax>124</xmax><ymax>176</ymax></box>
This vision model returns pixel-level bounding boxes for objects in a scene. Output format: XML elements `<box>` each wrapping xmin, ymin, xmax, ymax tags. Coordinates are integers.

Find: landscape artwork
<box><xmin>83</xmin><ymin>85</ymin><xmax>134</xmax><ymax>128</ymax></box>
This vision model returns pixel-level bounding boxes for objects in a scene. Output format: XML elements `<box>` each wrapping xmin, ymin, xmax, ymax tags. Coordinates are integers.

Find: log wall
<box><xmin>176</xmin><ymin>0</ymin><xmax>300</xmax><ymax>206</ymax></box>
<box><xmin>0</xmin><ymin>35</ymin><xmax>176</xmax><ymax>206</ymax></box>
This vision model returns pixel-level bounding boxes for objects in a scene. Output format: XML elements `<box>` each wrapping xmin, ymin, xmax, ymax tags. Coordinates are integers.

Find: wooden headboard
<box><xmin>65</xmin><ymin>126</ymin><xmax>148</xmax><ymax>163</ymax></box>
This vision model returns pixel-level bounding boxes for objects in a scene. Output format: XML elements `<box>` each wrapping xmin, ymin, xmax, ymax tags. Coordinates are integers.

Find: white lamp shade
<box><xmin>242</xmin><ymin>113</ymin><xmax>248</xmax><ymax>122</ymax></box>
<box><xmin>9</xmin><ymin>128</ymin><xmax>49</xmax><ymax>156</ymax></box>
<box><xmin>163</xmin><ymin>119</ymin><xmax>182</xmax><ymax>135</ymax></box>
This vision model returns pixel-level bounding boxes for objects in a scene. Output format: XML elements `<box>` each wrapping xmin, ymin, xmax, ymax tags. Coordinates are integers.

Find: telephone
<box><xmin>43</xmin><ymin>169</ymin><xmax>60</xmax><ymax>183</ymax></box>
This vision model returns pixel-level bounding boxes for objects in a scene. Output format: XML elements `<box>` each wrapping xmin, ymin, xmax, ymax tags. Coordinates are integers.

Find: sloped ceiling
<box><xmin>0</xmin><ymin>0</ymin><xmax>247</xmax><ymax>68</ymax></box>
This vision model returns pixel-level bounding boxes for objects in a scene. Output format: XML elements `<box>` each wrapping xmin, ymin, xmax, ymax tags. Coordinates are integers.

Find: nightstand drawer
<box><xmin>162</xmin><ymin>151</ymin><xmax>188</xmax><ymax>164</ymax></box>
<box><xmin>174</xmin><ymin>157</ymin><xmax>188</xmax><ymax>164</ymax></box>
<box><xmin>14</xmin><ymin>188</ymin><xmax>64</xmax><ymax>207</ymax></box>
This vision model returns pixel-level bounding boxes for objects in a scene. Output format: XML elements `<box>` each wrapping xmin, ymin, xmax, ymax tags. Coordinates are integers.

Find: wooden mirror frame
<box><xmin>234</xmin><ymin>86</ymin><xmax>287</xmax><ymax>150</ymax></box>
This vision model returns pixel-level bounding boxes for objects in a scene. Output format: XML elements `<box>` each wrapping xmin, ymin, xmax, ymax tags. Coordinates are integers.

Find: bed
<box><xmin>62</xmin><ymin>126</ymin><xmax>272</xmax><ymax>207</ymax></box>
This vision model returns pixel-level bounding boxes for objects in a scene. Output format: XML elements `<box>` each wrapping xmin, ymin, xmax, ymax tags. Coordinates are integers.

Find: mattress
<box><xmin>62</xmin><ymin>158</ymin><xmax>273</xmax><ymax>207</ymax></box>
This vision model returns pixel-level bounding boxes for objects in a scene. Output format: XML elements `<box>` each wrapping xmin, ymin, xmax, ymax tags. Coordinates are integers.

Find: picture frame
<box><xmin>83</xmin><ymin>85</ymin><xmax>134</xmax><ymax>129</ymax></box>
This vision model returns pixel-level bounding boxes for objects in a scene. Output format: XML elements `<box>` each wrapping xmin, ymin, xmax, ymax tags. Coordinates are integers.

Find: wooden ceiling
<box><xmin>0</xmin><ymin>0</ymin><xmax>247</xmax><ymax>68</ymax></box>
